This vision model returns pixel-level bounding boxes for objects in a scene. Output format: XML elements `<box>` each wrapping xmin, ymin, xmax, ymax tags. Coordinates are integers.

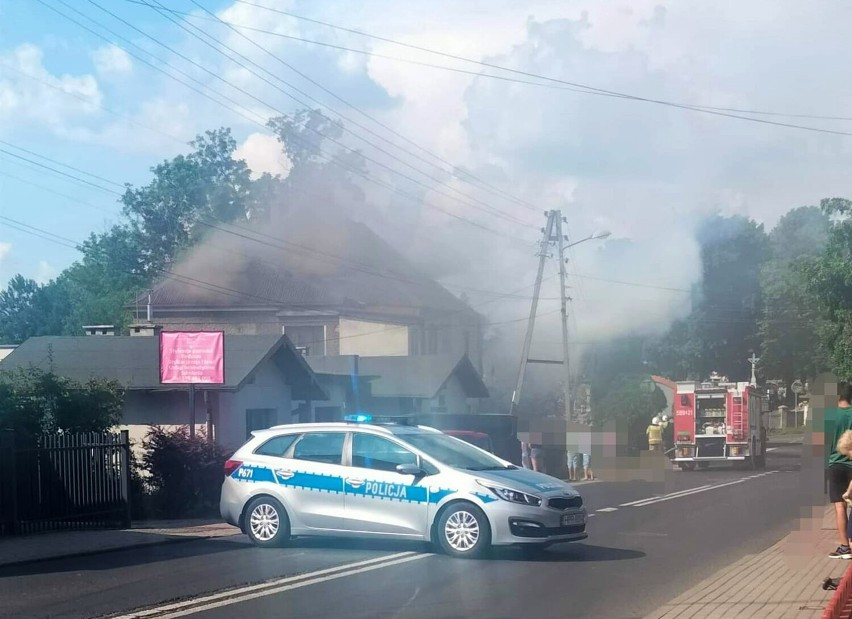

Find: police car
<box><xmin>220</xmin><ymin>416</ymin><xmax>587</xmax><ymax>558</ymax></box>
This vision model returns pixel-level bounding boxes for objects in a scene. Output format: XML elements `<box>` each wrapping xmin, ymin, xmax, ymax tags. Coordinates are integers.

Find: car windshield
<box><xmin>403</xmin><ymin>433</ymin><xmax>510</xmax><ymax>470</ymax></box>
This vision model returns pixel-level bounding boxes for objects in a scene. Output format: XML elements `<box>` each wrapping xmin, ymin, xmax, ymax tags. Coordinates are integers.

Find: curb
<box><xmin>823</xmin><ymin>563</ymin><xmax>852</xmax><ymax>619</ymax></box>
<box><xmin>0</xmin><ymin>535</ymin><xmax>215</xmax><ymax>571</ymax></box>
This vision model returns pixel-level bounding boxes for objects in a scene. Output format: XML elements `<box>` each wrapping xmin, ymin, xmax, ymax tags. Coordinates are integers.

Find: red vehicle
<box><xmin>673</xmin><ymin>372</ymin><xmax>768</xmax><ymax>470</ymax></box>
<box><xmin>443</xmin><ymin>430</ymin><xmax>495</xmax><ymax>453</ymax></box>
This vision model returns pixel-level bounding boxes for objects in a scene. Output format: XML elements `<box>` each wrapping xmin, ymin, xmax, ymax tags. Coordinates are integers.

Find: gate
<box><xmin>0</xmin><ymin>430</ymin><xmax>132</xmax><ymax>536</ymax></box>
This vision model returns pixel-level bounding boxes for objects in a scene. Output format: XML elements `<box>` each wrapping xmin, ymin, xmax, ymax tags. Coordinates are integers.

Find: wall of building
<box><xmin>217</xmin><ymin>360</ymin><xmax>293</xmax><ymax>452</ymax></box>
<box><xmin>339</xmin><ymin>318</ymin><xmax>409</xmax><ymax>357</ymax></box>
<box><xmin>423</xmin><ymin>374</ymin><xmax>472</xmax><ymax>415</ymax></box>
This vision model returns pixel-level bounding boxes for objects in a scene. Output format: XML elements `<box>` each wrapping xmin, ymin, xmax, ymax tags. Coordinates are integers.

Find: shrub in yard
<box><xmin>141</xmin><ymin>426</ymin><xmax>230</xmax><ymax>518</ymax></box>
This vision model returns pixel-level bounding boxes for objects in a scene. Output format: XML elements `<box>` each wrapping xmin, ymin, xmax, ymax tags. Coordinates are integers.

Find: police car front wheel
<box><xmin>245</xmin><ymin>496</ymin><xmax>290</xmax><ymax>547</ymax></box>
<box><xmin>437</xmin><ymin>503</ymin><xmax>491</xmax><ymax>559</ymax></box>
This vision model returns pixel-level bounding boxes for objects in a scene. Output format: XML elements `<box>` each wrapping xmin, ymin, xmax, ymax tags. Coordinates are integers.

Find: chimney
<box><xmin>130</xmin><ymin>323</ymin><xmax>163</xmax><ymax>337</ymax></box>
<box><xmin>83</xmin><ymin>325</ymin><xmax>116</xmax><ymax>336</ymax></box>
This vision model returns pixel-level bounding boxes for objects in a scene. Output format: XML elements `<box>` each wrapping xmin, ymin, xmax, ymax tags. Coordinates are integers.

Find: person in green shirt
<box><xmin>826</xmin><ymin>382</ymin><xmax>852</xmax><ymax>559</ymax></box>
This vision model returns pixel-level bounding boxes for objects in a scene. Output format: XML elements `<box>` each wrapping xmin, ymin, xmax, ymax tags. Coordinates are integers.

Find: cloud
<box><xmin>90</xmin><ymin>45</ymin><xmax>133</xmax><ymax>76</ymax></box>
<box><xmin>35</xmin><ymin>260</ymin><xmax>57</xmax><ymax>285</ymax></box>
<box><xmin>234</xmin><ymin>132</ymin><xmax>291</xmax><ymax>178</ymax></box>
<box><xmin>0</xmin><ymin>44</ymin><xmax>101</xmax><ymax>129</ymax></box>
<box><xmin>0</xmin><ymin>242</ymin><xmax>11</xmax><ymax>266</ymax></box>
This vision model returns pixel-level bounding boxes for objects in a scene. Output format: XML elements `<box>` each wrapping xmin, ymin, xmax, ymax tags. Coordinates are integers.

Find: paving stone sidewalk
<box><xmin>0</xmin><ymin>519</ymin><xmax>240</xmax><ymax>568</ymax></box>
<box><xmin>646</xmin><ymin>507</ymin><xmax>846</xmax><ymax>619</ymax></box>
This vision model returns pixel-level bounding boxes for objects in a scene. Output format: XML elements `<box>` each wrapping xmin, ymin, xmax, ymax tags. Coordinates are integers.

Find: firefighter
<box><xmin>647</xmin><ymin>416</ymin><xmax>663</xmax><ymax>453</ymax></box>
<box><xmin>661</xmin><ymin>414</ymin><xmax>675</xmax><ymax>457</ymax></box>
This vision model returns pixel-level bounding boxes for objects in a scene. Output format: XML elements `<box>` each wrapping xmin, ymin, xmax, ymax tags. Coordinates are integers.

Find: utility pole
<box><xmin>555</xmin><ymin>214</ymin><xmax>572</xmax><ymax>420</ymax></box>
<box><xmin>509</xmin><ymin>211</ymin><xmax>556</xmax><ymax>416</ymax></box>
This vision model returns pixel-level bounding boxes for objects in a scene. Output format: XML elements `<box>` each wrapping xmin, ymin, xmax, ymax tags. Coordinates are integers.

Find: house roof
<box><xmin>139</xmin><ymin>210</ymin><xmax>476</xmax><ymax>318</ymax></box>
<box><xmin>0</xmin><ymin>335</ymin><xmax>326</xmax><ymax>399</ymax></box>
<box><xmin>306</xmin><ymin>354</ymin><xmax>489</xmax><ymax>399</ymax></box>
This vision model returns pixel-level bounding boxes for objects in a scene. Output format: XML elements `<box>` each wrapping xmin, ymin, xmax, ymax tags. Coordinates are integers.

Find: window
<box><xmin>351</xmin><ymin>434</ymin><xmax>418</xmax><ymax>472</ymax></box>
<box><xmin>246</xmin><ymin>409</ymin><xmax>276</xmax><ymax>439</ymax></box>
<box><xmin>292</xmin><ymin>432</ymin><xmax>345</xmax><ymax>465</ymax></box>
<box><xmin>254</xmin><ymin>434</ymin><xmax>299</xmax><ymax>457</ymax></box>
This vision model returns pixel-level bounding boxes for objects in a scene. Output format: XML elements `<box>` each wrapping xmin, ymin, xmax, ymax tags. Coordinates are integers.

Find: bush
<box><xmin>141</xmin><ymin>426</ymin><xmax>230</xmax><ymax>519</ymax></box>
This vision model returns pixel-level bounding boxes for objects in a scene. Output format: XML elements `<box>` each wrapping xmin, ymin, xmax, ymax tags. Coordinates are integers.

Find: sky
<box><xmin>1</xmin><ymin>0</ymin><xmax>852</xmax><ymax>355</ymax></box>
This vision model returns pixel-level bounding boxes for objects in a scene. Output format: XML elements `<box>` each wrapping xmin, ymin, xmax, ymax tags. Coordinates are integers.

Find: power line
<box><xmin>157</xmin><ymin>0</ymin><xmax>852</xmax><ymax>138</ymax></box>
<box><xmin>182</xmin><ymin>0</ymin><xmax>540</xmax><ymax>214</ymax></box>
<box><xmin>41</xmin><ymin>0</ymin><xmax>528</xmax><ymax>244</ymax></box>
<box><xmin>0</xmin><ymin>147</ymin><xmax>121</xmax><ymax>195</ymax></box>
<box><xmin>170</xmin><ymin>0</ymin><xmax>538</xmax><ymax>223</ymax></box>
<box><xmin>87</xmin><ymin>0</ymin><xmax>537</xmax><ymax>232</ymax></box>
<box><xmin>0</xmin><ymin>215</ymin><xmax>565</xmax><ymax>349</ymax></box>
<box><xmin>0</xmin><ymin>139</ymin><xmax>125</xmax><ymax>189</ymax></box>
<box><xmin>0</xmin><ymin>169</ymin><xmax>118</xmax><ymax>216</ymax></box>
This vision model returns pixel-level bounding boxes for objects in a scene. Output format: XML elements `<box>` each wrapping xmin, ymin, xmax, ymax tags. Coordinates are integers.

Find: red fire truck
<box><xmin>672</xmin><ymin>372</ymin><xmax>769</xmax><ymax>470</ymax></box>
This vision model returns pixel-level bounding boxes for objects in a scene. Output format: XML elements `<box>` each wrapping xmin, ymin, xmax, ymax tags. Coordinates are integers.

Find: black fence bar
<box><xmin>0</xmin><ymin>430</ymin><xmax>132</xmax><ymax>537</ymax></box>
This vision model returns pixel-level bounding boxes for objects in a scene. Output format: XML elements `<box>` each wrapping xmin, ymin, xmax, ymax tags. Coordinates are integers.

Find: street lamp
<box><xmin>564</xmin><ymin>230</ymin><xmax>611</xmax><ymax>250</ymax></box>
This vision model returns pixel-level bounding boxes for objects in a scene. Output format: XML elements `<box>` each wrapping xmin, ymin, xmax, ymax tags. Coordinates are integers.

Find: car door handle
<box><xmin>346</xmin><ymin>478</ymin><xmax>364</xmax><ymax>487</ymax></box>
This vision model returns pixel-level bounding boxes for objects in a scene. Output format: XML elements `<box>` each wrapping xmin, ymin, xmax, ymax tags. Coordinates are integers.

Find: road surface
<box><xmin>0</xmin><ymin>444</ymin><xmax>811</xmax><ymax>619</ymax></box>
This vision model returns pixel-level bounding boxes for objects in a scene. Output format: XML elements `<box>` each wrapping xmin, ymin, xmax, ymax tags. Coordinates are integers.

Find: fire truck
<box><xmin>672</xmin><ymin>372</ymin><xmax>769</xmax><ymax>470</ymax></box>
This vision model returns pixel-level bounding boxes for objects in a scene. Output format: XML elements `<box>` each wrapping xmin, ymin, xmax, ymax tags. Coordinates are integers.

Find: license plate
<box><xmin>561</xmin><ymin>513</ymin><xmax>583</xmax><ymax>526</ymax></box>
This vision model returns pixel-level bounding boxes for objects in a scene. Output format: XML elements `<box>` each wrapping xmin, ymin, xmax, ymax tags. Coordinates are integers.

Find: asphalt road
<box><xmin>0</xmin><ymin>444</ymin><xmax>812</xmax><ymax>619</ymax></box>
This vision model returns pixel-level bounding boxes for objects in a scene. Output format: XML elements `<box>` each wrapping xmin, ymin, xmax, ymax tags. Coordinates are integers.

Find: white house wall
<box><xmin>339</xmin><ymin>318</ymin><xmax>409</xmax><ymax>357</ymax></box>
<box><xmin>217</xmin><ymin>359</ymin><xmax>294</xmax><ymax>452</ymax></box>
<box><xmin>423</xmin><ymin>373</ymin><xmax>472</xmax><ymax>415</ymax></box>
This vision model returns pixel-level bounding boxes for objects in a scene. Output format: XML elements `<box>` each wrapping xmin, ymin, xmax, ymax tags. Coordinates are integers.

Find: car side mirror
<box><xmin>396</xmin><ymin>463</ymin><xmax>424</xmax><ymax>476</ymax></box>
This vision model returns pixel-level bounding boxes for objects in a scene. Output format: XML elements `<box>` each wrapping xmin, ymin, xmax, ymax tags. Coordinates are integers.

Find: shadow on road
<box><xmin>287</xmin><ymin>536</ymin><xmax>431</xmax><ymax>554</ymax></box>
<box><xmin>491</xmin><ymin>543</ymin><xmax>645</xmax><ymax>563</ymax></box>
<box><xmin>0</xmin><ymin>537</ymin><xmax>252</xmax><ymax>578</ymax></box>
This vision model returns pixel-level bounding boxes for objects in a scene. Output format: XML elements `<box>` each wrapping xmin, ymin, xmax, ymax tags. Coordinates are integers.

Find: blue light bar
<box><xmin>344</xmin><ymin>414</ymin><xmax>373</xmax><ymax>423</ymax></box>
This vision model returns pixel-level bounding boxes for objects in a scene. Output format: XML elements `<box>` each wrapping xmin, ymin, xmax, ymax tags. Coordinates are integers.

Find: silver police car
<box><xmin>220</xmin><ymin>417</ymin><xmax>587</xmax><ymax>558</ymax></box>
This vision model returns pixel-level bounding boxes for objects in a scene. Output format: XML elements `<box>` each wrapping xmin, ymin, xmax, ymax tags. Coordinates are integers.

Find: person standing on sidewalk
<box><xmin>826</xmin><ymin>382</ymin><xmax>852</xmax><ymax>559</ymax></box>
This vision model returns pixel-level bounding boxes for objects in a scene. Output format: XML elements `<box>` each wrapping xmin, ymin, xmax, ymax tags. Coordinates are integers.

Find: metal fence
<box><xmin>0</xmin><ymin>430</ymin><xmax>131</xmax><ymax>536</ymax></box>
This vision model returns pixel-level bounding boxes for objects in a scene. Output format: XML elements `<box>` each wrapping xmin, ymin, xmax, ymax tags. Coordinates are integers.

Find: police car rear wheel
<box><xmin>246</xmin><ymin>497</ymin><xmax>290</xmax><ymax>547</ymax></box>
<box><xmin>438</xmin><ymin>504</ymin><xmax>491</xmax><ymax>559</ymax></box>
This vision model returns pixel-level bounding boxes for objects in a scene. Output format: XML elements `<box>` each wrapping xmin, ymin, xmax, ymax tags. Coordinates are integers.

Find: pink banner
<box><xmin>159</xmin><ymin>331</ymin><xmax>224</xmax><ymax>384</ymax></box>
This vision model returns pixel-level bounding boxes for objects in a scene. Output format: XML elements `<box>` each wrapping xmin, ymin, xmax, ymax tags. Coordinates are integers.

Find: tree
<box><xmin>649</xmin><ymin>215</ymin><xmax>770</xmax><ymax>381</ymax></box>
<box><xmin>804</xmin><ymin>198</ymin><xmax>852</xmax><ymax>379</ymax></box>
<box><xmin>0</xmin><ymin>275</ymin><xmax>71</xmax><ymax>344</ymax></box>
<box><xmin>121</xmin><ymin>128</ymin><xmax>255</xmax><ymax>272</ymax></box>
<box><xmin>61</xmin><ymin>225</ymin><xmax>150</xmax><ymax>335</ymax></box>
<box><xmin>0</xmin><ymin>367</ymin><xmax>123</xmax><ymax>435</ymax></box>
<box><xmin>590</xmin><ymin>374</ymin><xmax>668</xmax><ymax>453</ymax></box>
<box><xmin>266</xmin><ymin>109</ymin><xmax>366</xmax><ymax>217</ymax></box>
<box><xmin>759</xmin><ymin>206</ymin><xmax>831</xmax><ymax>384</ymax></box>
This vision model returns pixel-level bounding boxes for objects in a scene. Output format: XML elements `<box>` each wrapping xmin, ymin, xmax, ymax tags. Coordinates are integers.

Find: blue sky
<box><xmin>2</xmin><ymin>0</ymin><xmax>852</xmax><ymax>343</ymax></box>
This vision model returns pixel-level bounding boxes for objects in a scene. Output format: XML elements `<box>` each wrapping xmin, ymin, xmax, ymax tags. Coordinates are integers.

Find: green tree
<box><xmin>121</xmin><ymin>128</ymin><xmax>255</xmax><ymax>272</ymax></box>
<box><xmin>0</xmin><ymin>367</ymin><xmax>123</xmax><ymax>435</ymax></box>
<box><xmin>0</xmin><ymin>275</ymin><xmax>71</xmax><ymax>344</ymax></box>
<box><xmin>804</xmin><ymin>198</ymin><xmax>852</xmax><ymax>379</ymax></box>
<box><xmin>267</xmin><ymin>109</ymin><xmax>366</xmax><ymax>215</ymax></box>
<box><xmin>650</xmin><ymin>215</ymin><xmax>770</xmax><ymax>381</ymax></box>
<box><xmin>759</xmin><ymin>206</ymin><xmax>831</xmax><ymax>384</ymax></box>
